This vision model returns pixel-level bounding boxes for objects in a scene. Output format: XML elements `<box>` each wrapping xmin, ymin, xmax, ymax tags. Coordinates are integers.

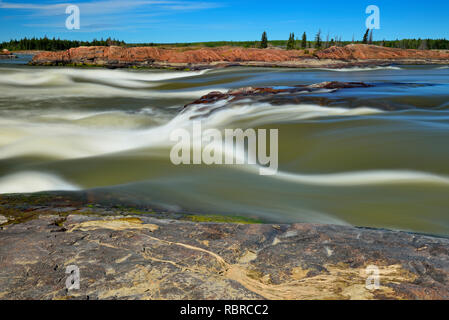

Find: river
<box><xmin>1</xmin><ymin>58</ymin><xmax>449</xmax><ymax>235</ymax></box>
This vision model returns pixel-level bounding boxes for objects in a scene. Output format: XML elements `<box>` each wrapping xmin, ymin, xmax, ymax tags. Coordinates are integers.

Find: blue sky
<box><xmin>1</xmin><ymin>0</ymin><xmax>448</xmax><ymax>43</ymax></box>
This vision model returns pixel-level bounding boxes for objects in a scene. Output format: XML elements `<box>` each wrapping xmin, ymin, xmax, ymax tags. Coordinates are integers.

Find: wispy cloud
<box><xmin>0</xmin><ymin>0</ymin><xmax>224</xmax><ymax>32</ymax></box>
<box><xmin>0</xmin><ymin>0</ymin><xmax>223</xmax><ymax>15</ymax></box>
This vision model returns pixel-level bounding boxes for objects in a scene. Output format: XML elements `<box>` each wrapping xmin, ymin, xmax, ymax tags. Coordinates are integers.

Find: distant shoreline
<box><xmin>28</xmin><ymin>44</ymin><xmax>449</xmax><ymax>70</ymax></box>
<box><xmin>12</xmin><ymin>50</ymin><xmax>44</xmax><ymax>55</ymax></box>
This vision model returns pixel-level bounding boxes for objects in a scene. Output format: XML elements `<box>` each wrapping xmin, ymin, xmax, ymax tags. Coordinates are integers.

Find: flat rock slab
<box><xmin>0</xmin><ymin>215</ymin><xmax>448</xmax><ymax>300</ymax></box>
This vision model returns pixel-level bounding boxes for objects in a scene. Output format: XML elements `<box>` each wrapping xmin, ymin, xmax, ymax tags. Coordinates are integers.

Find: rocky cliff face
<box><xmin>30</xmin><ymin>44</ymin><xmax>449</xmax><ymax>69</ymax></box>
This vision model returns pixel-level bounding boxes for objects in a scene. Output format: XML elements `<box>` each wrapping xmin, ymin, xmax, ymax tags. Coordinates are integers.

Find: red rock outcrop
<box><xmin>31</xmin><ymin>46</ymin><xmax>307</xmax><ymax>66</ymax></box>
<box><xmin>316</xmin><ymin>44</ymin><xmax>449</xmax><ymax>60</ymax></box>
<box><xmin>0</xmin><ymin>49</ymin><xmax>17</xmax><ymax>59</ymax></box>
<box><xmin>30</xmin><ymin>44</ymin><xmax>449</xmax><ymax>69</ymax></box>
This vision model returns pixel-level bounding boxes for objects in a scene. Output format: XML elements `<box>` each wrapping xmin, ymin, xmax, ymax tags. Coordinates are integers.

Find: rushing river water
<box><xmin>1</xmin><ymin>58</ymin><xmax>449</xmax><ymax>235</ymax></box>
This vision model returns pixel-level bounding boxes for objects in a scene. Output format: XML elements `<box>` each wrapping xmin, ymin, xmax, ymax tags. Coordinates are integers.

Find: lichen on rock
<box><xmin>0</xmin><ymin>211</ymin><xmax>448</xmax><ymax>300</ymax></box>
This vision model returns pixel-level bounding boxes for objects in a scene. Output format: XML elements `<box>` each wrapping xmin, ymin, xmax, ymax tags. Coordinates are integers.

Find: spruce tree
<box><xmin>362</xmin><ymin>29</ymin><xmax>370</xmax><ymax>44</ymax></box>
<box><xmin>315</xmin><ymin>30</ymin><xmax>322</xmax><ymax>49</ymax></box>
<box><xmin>287</xmin><ymin>33</ymin><xmax>295</xmax><ymax>50</ymax></box>
<box><xmin>261</xmin><ymin>31</ymin><xmax>268</xmax><ymax>49</ymax></box>
<box><xmin>301</xmin><ymin>32</ymin><xmax>307</xmax><ymax>49</ymax></box>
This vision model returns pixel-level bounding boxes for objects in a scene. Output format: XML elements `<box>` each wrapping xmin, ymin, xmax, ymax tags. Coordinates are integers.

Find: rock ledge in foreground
<box><xmin>1</xmin><ymin>214</ymin><xmax>448</xmax><ymax>300</ymax></box>
<box><xmin>0</xmin><ymin>49</ymin><xmax>17</xmax><ymax>59</ymax></box>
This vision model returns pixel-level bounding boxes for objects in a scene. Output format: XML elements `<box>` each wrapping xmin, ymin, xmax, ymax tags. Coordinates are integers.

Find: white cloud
<box><xmin>0</xmin><ymin>0</ymin><xmax>224</xmax><ymax>33</ymax></box>
<box><xmin>0</xmin><ymin>0</ymin><xmax>222</xmax><ymax>15</ymax></box>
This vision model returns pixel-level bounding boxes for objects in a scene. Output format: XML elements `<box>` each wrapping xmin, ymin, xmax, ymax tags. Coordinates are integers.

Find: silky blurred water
<box><xmin>1</xmin><ymin>58</ymin><xmax>449</xmax><ymax>235</ymax></box>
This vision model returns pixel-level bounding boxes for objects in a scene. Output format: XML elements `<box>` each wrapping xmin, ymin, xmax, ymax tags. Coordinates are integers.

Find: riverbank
<box><xmin>0</xmin><ymin>49</ymin><xmax>17</xmax><ymax>59</ymax></box>
<box><xmin>11</xmin><ymin>50</ymin><xmax>44</xmax><ymax>55</ymax></box>
<box><xmin>29</xmin><ymin>44</ymin><xmax>449</xmax><ymax>70</ymax></box>
<box><xmin>0</xmin><ymin>192</ymin><xmax>448</xmax><ymax>300</ymax></box>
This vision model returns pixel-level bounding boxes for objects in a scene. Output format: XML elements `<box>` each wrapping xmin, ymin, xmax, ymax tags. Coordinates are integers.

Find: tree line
<box><xmin>1</xmin><ymin>34</ymin><xmax>448</xmax><ymax>52</ymax></box>
<box><xmin>260</xmin><ymin>30</ymin><xmax>449</xmax><ymax>50</ymax></box>
<box><xmin>0</xmin><ymin>37</ymin><xmax>125</xmax><ymax>51</ymax></box>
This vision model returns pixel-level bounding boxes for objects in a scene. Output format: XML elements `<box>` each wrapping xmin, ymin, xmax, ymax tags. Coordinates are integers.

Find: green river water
<box><xmin>1</xmin><ymin>59</ymin><xmax>449</xmax><ymax>235</ymax></box>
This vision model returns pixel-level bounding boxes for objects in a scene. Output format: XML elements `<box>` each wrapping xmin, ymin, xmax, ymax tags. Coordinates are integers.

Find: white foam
<box><xmin>0</xmin><ymin>172</ymin><xmax>79</xmax><ymax>194</ymax></box>
<box><xmin>184</xmin><ymin>102</ymin><xmax>383</xmax><ymax>129</ymax></box>
<box><xmin>0</xmin><ymin>84</ymin><xmax>226</xmax><ymax>99</ymax></box>
<box><xmin>270</xmin><ymin>169</ymin><xmax>449</xmax><ymax>186</ymax></box>
<box><xmin>0</xmin><ymin>102</ymin><xmax>383</xmax><ymax>160</ymax></box>
<box><xmin>0</xmin><ymin>68</ymin><xmax>209</xmax><ymax>87</ymax></box>
<box><xmin>318</xmin><ymin>66</ymin><xmax>402</xmax><ymax>72</ymax></box>
<box><xmin>0</xmin><ymin>67</ymin><xmax>215</xmax><ymax>98</ymax></box>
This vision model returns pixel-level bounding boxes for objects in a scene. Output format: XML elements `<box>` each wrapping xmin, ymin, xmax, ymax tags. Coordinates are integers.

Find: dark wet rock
<box><xmin>187</xmin><ymin>82</ymin><xmax>372</xmax><ymax>105</ymax></box>
<box><xmin>181</xmin><ymin>81</ymin><xmax>435</xmax><ymax>118</ymax></box>
<box><xmin>0</xmin><ymin>213</ymin><xmax>448</xmax><ymax>300</ymax></box>
<box><xmin>185</xmin><ymin>82</ymin><xmax>372</xmax><ymax>107</ymax></box>
<box><xmin>307</xmin><ymin>81</ymin><xmax>372</xmax><ymax>89</ymax></box>
<box><xmin>182</xmin><ymin>82</ymin><xmax>378</xmax><ymax>118</ymax></box>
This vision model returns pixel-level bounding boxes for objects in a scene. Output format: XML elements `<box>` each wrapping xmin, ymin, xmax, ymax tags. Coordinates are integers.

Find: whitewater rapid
<box><xmin>1</xmin><ymin>64</ymin><xmax>449</xmax><ymax>235</ymax></box>
<box><xmin>1</xmin><ymin>97</ymin><xmax>447</xmax><ymax>194</ymax></box>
